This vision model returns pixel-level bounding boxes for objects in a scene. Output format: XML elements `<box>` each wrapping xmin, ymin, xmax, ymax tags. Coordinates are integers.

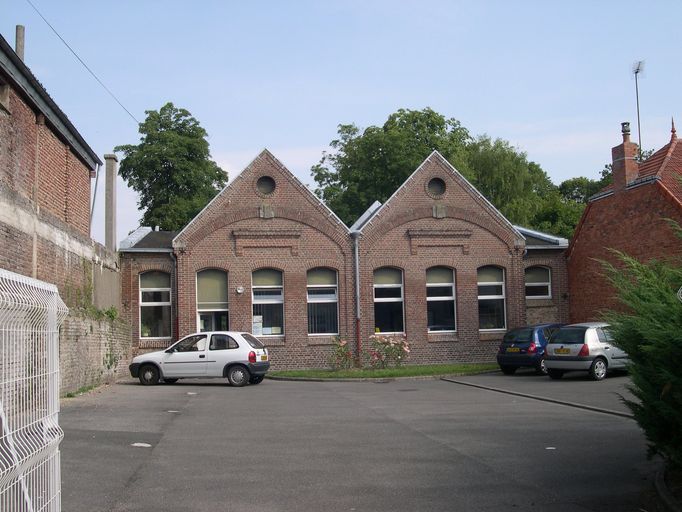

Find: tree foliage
<box><xmin>115</xmin><ymin>102</ymin><xmax>227</xmax><ymax>231</ymax></box>
<box><xmin>602</xmin><ymin>223</ymin><xmax>682</xmax><ymax>468</ymax></box>
<box><xmin>312</xmin><ymin>108</ymin><xmax>472</xmax><ymax>225</ymax></box>
<box><xmin>312</xmin><ymin>107</ymin><xmax>580</xmax><ymax>237</ymax></box>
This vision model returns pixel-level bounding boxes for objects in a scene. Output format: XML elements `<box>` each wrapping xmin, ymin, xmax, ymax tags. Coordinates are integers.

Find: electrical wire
<box><xmin>23</xmin><ymin>0</ymin><xmax>140</xmax><ymax>124</ymax></box>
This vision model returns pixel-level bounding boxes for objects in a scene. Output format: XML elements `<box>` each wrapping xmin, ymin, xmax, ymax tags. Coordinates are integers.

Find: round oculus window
<box><xmin>427</xmin><ymin>177</ymin><xmax>446</xmax><ymax>196</ymax></box>
<box><xmin>256</xmin><ymin>176</ymin><xmax>276</xmax><ymax>195</ymax></box>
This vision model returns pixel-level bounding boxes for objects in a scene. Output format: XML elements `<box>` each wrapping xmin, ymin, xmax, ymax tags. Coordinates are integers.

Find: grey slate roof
<box><xmin>119</xmin><ymin>228</ymin><xmax>178</xmax><ymax>252</ymax></box>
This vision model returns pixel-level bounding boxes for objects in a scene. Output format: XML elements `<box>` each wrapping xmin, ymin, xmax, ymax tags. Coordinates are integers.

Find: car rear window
<box><xmin>503</xmin><ymin>328</ymin><xmax>534</xmax><ymax>343</ymax></box>
<box><xmin>242</xmin><ymin>333</ymin><xmax>265</xmax><ymax>349</ymax></box>
<box><xmin>550</xmin><ymin>327</ymin><xmax>587</xmax><ymax>345</ymax></box>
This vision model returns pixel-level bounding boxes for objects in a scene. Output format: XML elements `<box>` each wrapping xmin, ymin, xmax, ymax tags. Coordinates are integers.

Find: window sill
<box><xmin>259</xmin><ymin>336</ymin><xmax>286</xmax><ymax>347</ymax></box>
<box><xmin>478</xmin><ymin>331</ymin><xmax>505</xmax><ymax>342</ymax></box>
<box><xmin>427</xmin><ymin>332</ymin><xmax>459</xmax><ymax>343</ymax></box>
<box><xmin>307</xmin><ymin>335</ymin><xmax>338</xmax><ymax>346</ymax></box>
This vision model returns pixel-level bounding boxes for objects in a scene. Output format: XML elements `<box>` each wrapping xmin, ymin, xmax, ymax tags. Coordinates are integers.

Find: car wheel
<box><xmin>139</xmin><ymin>365</ymin><xmax>160</xmax><ymax>386</ymax></box>
<box><xmin>164</xmin><ymin>378</ymin><xmax>178</xmax><ymax>384</ymax></box>
<box><xmin>589</xmin><ymin>358</ymin><xmax>608</xmax><ymax>381</ymax></box>
<box><xmin>249</xmin><ymin>375</ymin><xmax>264</xmax><ymax>385</ymax></box>
<box><xmin>535</xmin><ymin>357</ymin><xmax>548</xmax><ymax>375</ymax></box>
<box><xmin>547</xmin><ymin>369</ymin><xmax>564</xmax><ymax>380</ymax></box>
<box><xmin>500</xmin><ymin>365</ymin><xmax>517</xmax><ymax>375</ymax></box>
<box><xmin>227</xmin><ymin>365</ymin><xmax>250</xmax><ymax>387</ymax></box>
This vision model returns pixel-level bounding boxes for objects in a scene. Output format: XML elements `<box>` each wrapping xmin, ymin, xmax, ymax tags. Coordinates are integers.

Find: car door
<box><xmin>161</xmin><ymin>334</ymin><xmax>209</xmax><ymax>377</ymax></box>
<box><xmin>601</xmin><ymin>328</ymin><xmax>629</xmax><ymax>368</ymax></box>
<box><xmin>206</xmin><ymin>333</ymin><xmax>241</xmax><ymax>376</ymax></box>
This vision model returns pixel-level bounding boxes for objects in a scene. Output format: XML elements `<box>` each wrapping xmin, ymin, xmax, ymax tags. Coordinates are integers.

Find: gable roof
<box><xmin>0</xmin><ymin>33</ymin><xmax>101</xmax><ymax>170</ymax></box>
<box><xmin>596</xmin><ymin>124</ymin><xmax>681</xmax><ymax>202</ymax></box>
<box><xmin>357</xmin><ymin>150</ymin><xmax>524</xmax><ymax>240</ymax></box>
<box><xmin>173</xmin><ymin>149</ymin><xmax>349</xmax><ymax>245</ymax></box>
<box><xmin>119</xmin><ymin>227</ymin><xmax>177</xmax><ymax>252</ymax></box>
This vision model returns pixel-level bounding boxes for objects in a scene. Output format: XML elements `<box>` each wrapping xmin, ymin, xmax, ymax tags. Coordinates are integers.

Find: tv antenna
<box><xmin>633</xmin><ymin>60</ymin><xmax>645</xmax><ymax>160</ymax></box>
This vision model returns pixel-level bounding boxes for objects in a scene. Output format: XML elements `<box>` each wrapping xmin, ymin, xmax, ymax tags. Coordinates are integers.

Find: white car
<box><xmin>129</xmin><ymin>331</ymin><xmax>270</xmax><ymax>386</ymax></box>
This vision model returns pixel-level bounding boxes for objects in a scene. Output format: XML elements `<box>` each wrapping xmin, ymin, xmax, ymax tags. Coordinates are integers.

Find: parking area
<box><xmin>60</xmin><ymin>373</ymin><xmax>657</xmax><ymax>512</ymax></box>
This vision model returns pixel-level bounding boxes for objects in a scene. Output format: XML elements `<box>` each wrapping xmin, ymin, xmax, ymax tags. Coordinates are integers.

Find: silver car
<box><xmin>129</xmin><ymin>331</ymin><xmax>270</xmax><ymax>386</ymax></box>
<box><xmin>544</xmin><ymin>322</ymin><xmax>629</xmax><ymax>381</ymax></box>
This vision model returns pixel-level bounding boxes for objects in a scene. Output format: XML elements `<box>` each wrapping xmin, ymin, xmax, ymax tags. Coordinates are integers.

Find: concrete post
<box><xmin>104</xmin><ymin>154</ymin><xmax>118</xmax><ymax>251</ymax></box>
<box><xmin>15</xmin><ymin>25</ymin><xmax>25</xmax><ymax>61</ymax></box>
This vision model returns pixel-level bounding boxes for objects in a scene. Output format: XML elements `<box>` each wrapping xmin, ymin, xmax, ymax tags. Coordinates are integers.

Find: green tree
<box><xmin>312</xmin><ymin>108</ymin><xmax>472</xmax><ymax>225</ymax></box>
<box><xmin>115</xmin><ymin>102</ymin><xmax>227</xmax><ymax>231</ymax></box>
<box><xmin>603</xmin><ymin>222</ymin><xmax>682</xmax><ymax>469</ymax></box>
<box><xmin>558</xmin><ymin>177</ymin><xmax>603</xmax><ymax>204</ymax></box>
<box><xmin>530</xmin><ymin>192</ymin><xmax>585</xmax><ymax>239</ymax></box>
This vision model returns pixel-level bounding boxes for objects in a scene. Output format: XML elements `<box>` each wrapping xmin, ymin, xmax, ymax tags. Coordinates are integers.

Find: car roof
<box><xmin>563</xmin><ymin>322</ymin><xmax>609</xmax><ymax>328</ymax></box>
<box><xmin>188</xmin><ymin>331</ymin><xmax>247</xmax><ymax>336</ymax></box>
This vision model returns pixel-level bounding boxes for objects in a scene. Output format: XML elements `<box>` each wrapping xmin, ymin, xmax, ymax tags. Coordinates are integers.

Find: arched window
<box><xmin>525</xmin><ymin>266</ymin><xmax>551</xmax><ymax>299</ymax></box>
<box><xmin>373</xmin><ymin>268</ymin><xmax>404</xmax><ymax>333</ymax></box>
<box><xmin>426</xmin><ymin>267</ymin><xmax>456</xmax><ymax>332</ymax></box>
<box><xmin>139</xmin><ymin>271</ymin><xmax>171</xmax><ymax>339</ymax></box>
<box><xmin>307</xmin><ymin>268</ymin><xmax>338</xmax><ymax>335</ymax></box>
<box><xmin>252</xmin><ymin>269</ymin><xmax>284</xmax><ymax>336</ymax></box>
<box><xmin>196</xmin><ymin>269</ymin><xmax>228</xmax><ymax>332</ymax></box>
<box><xmin>477</xmin><ymin>266</ymin><xmax>506</xmax><ymax>330</ymax></box>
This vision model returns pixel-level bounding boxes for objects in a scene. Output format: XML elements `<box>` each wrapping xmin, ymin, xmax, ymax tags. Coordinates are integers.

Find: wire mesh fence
<box><xmin>0</xmin><ymin>269</ymin><xmax>68</xmax><ymax>512</ymax></box>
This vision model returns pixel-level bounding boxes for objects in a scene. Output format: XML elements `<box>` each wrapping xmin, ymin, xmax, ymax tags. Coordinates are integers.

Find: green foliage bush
<box><xmin>328</xmin><ymin>337</ymin><xmax>354</xmax><ymax>370</ymax></box>
<box><xmin>603</xmin><ymin>228</ymin><xmax>682</xmax><ymax>469</ymax></box>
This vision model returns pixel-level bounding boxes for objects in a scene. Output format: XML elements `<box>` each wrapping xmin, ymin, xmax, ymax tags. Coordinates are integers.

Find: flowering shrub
<box><xmin>366</xmin><ymin>334</ymin><xmax>410</xmax><ymax>368</ymax></box>
<box><xmin>328</xmin><ymin>337</ymin><xmax>354</xmax><ymax>370</ymax></box>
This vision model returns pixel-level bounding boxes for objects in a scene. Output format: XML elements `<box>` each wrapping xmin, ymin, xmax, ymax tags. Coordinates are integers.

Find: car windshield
<box><xmin>502</xmin><ymin>328</ymin><xmax>533</xmax><ymax>344</ymax></box>
<box><xmin>242</xmin><ymin>333</ymin><xmax>265</xmax><ymax>349</ymax></box>
<box><xmin>550</xmin><ymin>327</ymin><xmax>587</xmax><ymax>345</ymax></box>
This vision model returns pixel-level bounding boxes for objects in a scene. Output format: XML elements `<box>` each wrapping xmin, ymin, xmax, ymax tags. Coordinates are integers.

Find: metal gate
<box><xmin>0</xmin><ymin>269</ymin><xmax>68</xmax><ymax>512</ymax></box>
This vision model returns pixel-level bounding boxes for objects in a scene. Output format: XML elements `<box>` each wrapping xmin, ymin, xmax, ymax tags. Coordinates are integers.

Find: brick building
<box><xmin>121</xmin><ymin>150</ymin><xmax>569</xmax><ymax>369</ymax></box>
<box><xmin>568</xmin><ymin>121</ymin><xmax>682</xmax><ymax>322</ymax></box>
<box><xmin>0</xmin><ymin>30</ymin><xmax>130</xmax><ymax>393</ymax></box>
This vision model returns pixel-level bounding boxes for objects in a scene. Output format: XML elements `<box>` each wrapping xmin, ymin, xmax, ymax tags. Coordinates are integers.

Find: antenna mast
<box><xmin>633</xmin><ymin>60</ymin><xmax>644</xmax><ymax>160</ymax></box>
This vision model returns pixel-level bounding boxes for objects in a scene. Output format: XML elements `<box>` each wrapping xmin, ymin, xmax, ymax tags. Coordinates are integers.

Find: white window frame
<box><xmin>252</xmin><ymin>269</ymin><xmax>285</xmax><ymax>337</ymax></box>
<box><xmin>307</xmin><ymin>269</ymin><xmax>339</xmax><ymax>336</ymax></box>
<box><xmin>373</xmin><ymin>268</ymin><xmax>405</xmax><ymax>335</ymax></box>
<box><xmin>426</xmin><ymin>267</ymin><xmax>456</xmax><ymax>333</ymax></box>
<box><xmin>195</xmin><ymin>269</ymin><xmax>229</xmax><ymax>332</ymax></box>
<box><xmin>477</xmin><ymin>266</ymin><xmax>506</xmax><ymax>332</ymax></box>
<box><xmin>525</xmin><ymin>266</ymin><xmax>552</xmax><ymax>300</ymax></box>
<box><xmin>139</xmin><ymin>272</ymin><xmax>172</xmax><ymax>340</ymax></box>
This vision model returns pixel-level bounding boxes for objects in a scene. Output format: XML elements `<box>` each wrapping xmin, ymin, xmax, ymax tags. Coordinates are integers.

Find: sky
<box><xmin>2</xmin><ymin>1</ymin><xmax>681</xmax><ymax>245</ymax></box>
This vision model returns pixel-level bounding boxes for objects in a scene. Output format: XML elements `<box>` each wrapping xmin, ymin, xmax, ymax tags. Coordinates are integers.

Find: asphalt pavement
<box><xmin>59</xmin><ymin>373</ymin><xmax>658</xmax><ymax>512</ymax></box>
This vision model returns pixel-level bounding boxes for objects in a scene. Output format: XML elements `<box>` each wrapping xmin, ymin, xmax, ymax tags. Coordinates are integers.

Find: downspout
<box><xmin>170</xmin><ymin>251</ymin><xmax>178</xmax><ymax>342</ymax></box>
<box><xmin>89</xmin><ymin>163</ymin><xmax>101</xmax><ymax>226</ymax></box>
<box><xmin>351</xmin><ymin>230</ymin><xmax>362</xmax><ymax>365</ymax></box>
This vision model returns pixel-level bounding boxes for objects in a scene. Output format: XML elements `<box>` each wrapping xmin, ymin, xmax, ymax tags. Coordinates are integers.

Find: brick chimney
<box><xmin>612</xmin><ymin>122</ymin><xmax>639</xmax><ymax>193</ymax></box>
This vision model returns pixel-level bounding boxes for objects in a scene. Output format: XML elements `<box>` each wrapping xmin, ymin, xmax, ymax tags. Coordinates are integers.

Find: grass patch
<box><xmin>269</xmin><ymin>363</ymin><xmax>498</xmax><ymax>379</ymax></box>
<box><xmin>64</xmin><ymin>383</ymin><xmax>99</xmax><ymax>398</ymax></box>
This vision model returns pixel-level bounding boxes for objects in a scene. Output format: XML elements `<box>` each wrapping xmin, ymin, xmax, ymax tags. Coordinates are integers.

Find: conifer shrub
<box><xmin>602</xmin><ymin>226</ymin><xmax>682</xmax><ymax>469</ymax></box>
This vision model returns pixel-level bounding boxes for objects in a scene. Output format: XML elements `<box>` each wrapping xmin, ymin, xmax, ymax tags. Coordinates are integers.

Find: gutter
<box><xmin>351</xmin><ymin>230</ymin><xmax>362</xmax><ymax>364</ymax></box>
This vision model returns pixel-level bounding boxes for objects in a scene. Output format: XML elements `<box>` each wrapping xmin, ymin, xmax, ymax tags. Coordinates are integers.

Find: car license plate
<box><xmin>555</xmin><ymin>348</ymin><xmax>570</xmax><ymax>354</ymax></box>
<box><xmin>506</xmin><ymin>347</ymin><xmax>520</xmax><ymax>353</ymax></box>
<box><xmin>261</xmin><ymin>355</ymin><xmax>268</xmax><ymax>361</ymax></box>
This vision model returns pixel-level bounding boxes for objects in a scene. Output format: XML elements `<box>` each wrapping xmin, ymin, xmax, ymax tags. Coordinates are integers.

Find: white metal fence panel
<box><xmin>0</xmin><ymin>269</ymin><xmax>68</xmax><ymax>512</ymax></box>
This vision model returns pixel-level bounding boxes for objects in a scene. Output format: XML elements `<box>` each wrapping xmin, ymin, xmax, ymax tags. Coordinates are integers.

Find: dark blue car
<box><xmin>496</xmin><ymin>323</ymin><xmax>563</xmax><ymax>375</ymax></box>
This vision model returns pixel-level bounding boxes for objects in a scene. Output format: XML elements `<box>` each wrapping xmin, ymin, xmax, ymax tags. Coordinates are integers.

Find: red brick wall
<box><xmin>359</xmin><ymin>153</ymin><xmax>527</xmax><ymax>364</ymax></box>
<box><xmin>173</xmin><ymin>151</ymin><xmax>354</xmax><ymax>369</ymax></box>
<box><xmin>121</xmin><ymin>152</ymin><xmax>571</xmax><ymax>370</ymax></box>
<box><xmin>0</xmin><ymin>86</ymin><xmax>91</xmax><ymax>238</ymax></box>
<box><xmin>568</xmin><ymin>182</ymin><xmax>682</xmax><ymax>322</ymax></box>
<box><xmin>523</xmin><ymin>250</ymin><xmax>569</xmax><ymax>325</ymax></box>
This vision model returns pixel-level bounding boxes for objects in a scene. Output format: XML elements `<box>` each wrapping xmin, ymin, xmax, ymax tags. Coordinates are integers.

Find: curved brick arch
<box><xmin>363</xmin><ymin>205</ymin><xmax>517</xmax><ymax>252</ymax></box>
<box><xmin>366</xmin><ymin>260</ymin><xmax>407</xmax><ymax>272</ymax></box>
<box><xmin>304</xmin><ymin>261</ymin><xmax>342</xmax><ymax>272</ymax></box>
<box><xmin>135</xmin><ymin>263</ymin><xmax>174</xmax><ymax>274</ymax></box>
<box><xmin>190</xmin><ymin>261</ymin><xmax>231</xmax><ymax>273</ymax></box>
<box><xmin>181</xmin><ymin>205</ymin><xmax>350</xmax><ymax>253</ymax></box>
<box><xmin>476</xmin><ymin>260</ymin><xmax>510</xmax><ymax>272</ymax></box>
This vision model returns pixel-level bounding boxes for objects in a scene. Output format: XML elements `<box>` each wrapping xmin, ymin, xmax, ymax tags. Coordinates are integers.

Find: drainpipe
<box><xmin>170</xmin><ymin>251</ymin><xmax>178</xmax><ymax>341</ymax></box>
<box><xmin>351</xmin><ymin>230</ymin><xmax>362</xmax><ymax>365</ymax></box>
